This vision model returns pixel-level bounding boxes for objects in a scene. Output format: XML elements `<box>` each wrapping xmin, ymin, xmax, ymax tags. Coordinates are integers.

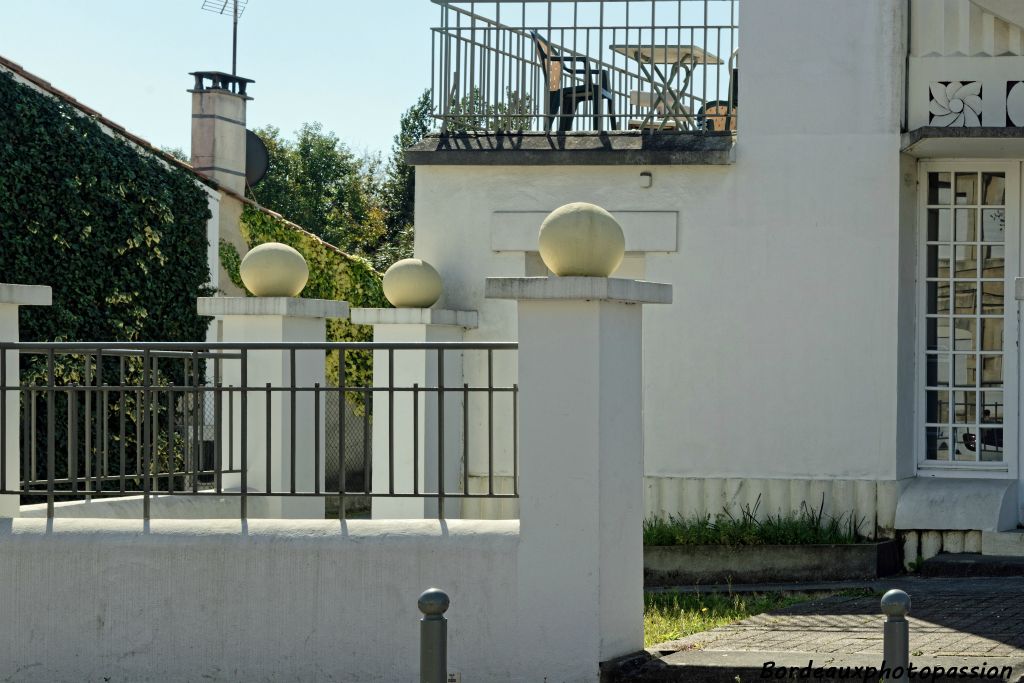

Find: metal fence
<box><xmin>0</xmin><ymin>341</ymin><xmax>518</xmax><ymax>520</ymax></box>
<box><xmin>431</xmin><ymin>0</ymin><xmax>738</xmax><ymax>134</ymax></box>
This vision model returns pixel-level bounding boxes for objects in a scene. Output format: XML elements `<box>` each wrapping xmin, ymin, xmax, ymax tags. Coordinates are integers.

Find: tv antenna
<box><xmin>201</xmin><ymin>0</ymin><xmax>249</xmax><ymax>78</ymax></box>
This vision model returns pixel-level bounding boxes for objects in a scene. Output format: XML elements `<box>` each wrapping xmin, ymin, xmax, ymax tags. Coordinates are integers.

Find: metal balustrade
<box><xmin>0</xmin><ymin>341</ymin><xmax>518</xmax><ymax>520</ymax></box>
<box><xmin>431</xmin><ymin>0</ymin><xmax>739</xmax><ymax>134</ymax></box>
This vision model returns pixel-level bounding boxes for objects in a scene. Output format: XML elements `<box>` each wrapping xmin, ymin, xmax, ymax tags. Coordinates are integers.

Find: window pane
<box><xmin>955</xmin><ymin>209</ymin><xmax>977</xmax><ymax>241</ymax></box>
<box><xmin>954</xmin><ymin>281</ymin><xmax>977</xmax><ymax>314</ymax></box>
<box><xmin>980</xmin><ymin>354</ymin><xmax>1002</xmax><ymax>386</ymax></box>
<box><xmin>981</xmin><ymin>173</ymin><xmax>1005</xmax><ymax>205</ymax></box>
<box><xmin>981</xmin><ymin>390</ymin><xmax>1003</xmax><ymax>423</ymax></box>
<box><xmin>953</xmin><ymin>354</ymin><xmax>976</xmax><ymax>387</ymax></box>
<box><xmin>981</xmin><ymin>281</ymin><xmax>1003</xmax><ymax>315</ymax></box>
<box><xmin>927</xmin><ymin>390</ymin><xmax>950</xmax><ymax>423</ymax></box>
<box><xmin>925</xmin><ymin>426</ymin><xmax>951</xmax><ymax>460</ymax></box>
<box><xmin>926</xmin><ymin>317</ymin><xmax>950</xmax><ymax>349</ymax></box>
<box><xmin>927</xmin><ymin>245</ymin><xmax>951</xmax><ymax>278</ymax></box>
<box><xmin>981</xmin><ymin>209</ymin><xmax>1005</xmax><ymax>242</ymax></box>
<box><xmin>927</xmin><ymin>283</ymin><xmax>950</xmax><ymax>315</ymax></box>
<box><xmin>981</xmin><ymin>318</ymin><xmax>1003</xmax><ymax>351</ymax></box>
<box><xmin>979</xmin><ymin>429</ymin><xmax>1003</xmax><ymax>461</ymax></box>
<box><xmin>953</xmin><ymin>390</ymin><xmax>977</xmax><ymax>423</ymax></box>
<box><xmin>953</xmin><ymin>427</ymin><xmax>978</xmax><ymax>461</ymax></box>
<box><xmin>927</xmin><ymin>354</ymin><xmax>950</xmax><ymax>386</ymax></box>
<box><xmin>955</xmin><ymin>173</ymin><xmax>977</xmax><ymax>205</ymax></box>
<box><xmin>981</xmin><ymin>245</ymin><xmax>1004</xmax><ymax>276</ymax></box>
<box><xmin>929</xmin><ymin>172</ymin><xmax>952</xmax><ymax>204</ymax></box>
<box><xmin>928</xmin><ymin>209</ymin><xmax>951</xmax><ymax>241</ymax></box>
<box><xmin>954</xmin><ymin>246</ymin><xmax>977</xmax><ymax>278</ymax></box>
<box><xmin>953</xmin><ymin>317</ymin><xmax>976</xmax><ymax>350</ymax></box>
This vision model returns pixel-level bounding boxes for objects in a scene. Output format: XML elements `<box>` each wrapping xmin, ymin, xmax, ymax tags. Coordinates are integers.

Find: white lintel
<box><xmin>197</xmin><ymin>297</ymin><xmax>349</xmax><ymax>319</ymax></box>
<box><xmin>485</xmin><ymin>277</ymin><xmax>672</xmax><ymax>305</ymax></box>
<box><xmin>0</xmin><ymin>284</ymin><xmax>52</xmax><ymax>307</ymax></box>
<box><xmin>350</xmin><ymin>308</ymin><xmax>479</xmax><ymax>328</ymax></box>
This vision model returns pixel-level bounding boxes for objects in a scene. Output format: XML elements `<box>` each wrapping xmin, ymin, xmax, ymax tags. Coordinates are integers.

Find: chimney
<box><xmin>188</xmin><ymin>71</ymin><xmax>254</xmax><ymax>194</ymax></box>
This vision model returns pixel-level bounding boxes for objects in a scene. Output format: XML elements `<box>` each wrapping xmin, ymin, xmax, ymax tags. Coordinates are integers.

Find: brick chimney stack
<box><xmin>188</xmin><ymin>71</ymin><xmax>253</xmax><ymax>194</ymax></box>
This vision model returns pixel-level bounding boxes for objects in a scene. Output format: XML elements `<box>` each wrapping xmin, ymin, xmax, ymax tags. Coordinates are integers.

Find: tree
<box><xmin>247</xmin><ymin>123</ymin><xmax>388</xmax><ymax>261</ymax></box>
<box><xmin>380</xmin><ymin>89</ymin><xmax>435</xmax><ymax>268</ymax></box>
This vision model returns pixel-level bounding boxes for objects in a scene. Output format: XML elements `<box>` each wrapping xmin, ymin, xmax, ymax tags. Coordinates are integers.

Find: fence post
<box><xmin>881</xmin><ymin>589</ymin><xmax>911</xmax><ymax>682</ymax></box>
<box><xmin>418</xmin><ymin>587</ymin><xmax>449</xmax><ymax>683</ymax></box>
<box><xmin>0</xmin><ymin>284</ymin><xmax>51</xmax><ymax>518</ymax></box>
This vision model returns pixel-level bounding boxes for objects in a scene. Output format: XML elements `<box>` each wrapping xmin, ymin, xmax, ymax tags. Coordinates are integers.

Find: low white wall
<box><xmin>0</xmin><ymin>518</ymin><xmax>521</xmax><ymax>683</ymax></box>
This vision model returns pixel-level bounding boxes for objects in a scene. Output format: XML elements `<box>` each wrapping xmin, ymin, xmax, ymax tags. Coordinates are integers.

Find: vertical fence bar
<box><xmin>142</xmin><ymin>350</ymin><xmax>151</xmax><ymax>520</ymax></box>
<box><xmin>462</xmin><ymin>382</ymin><xmax>469</xmax><ymax>500</ymax></box>
<box><xmin>99</xmin><ymin>350</ymin><xmax>108</xmax><ymax>488</ymax></box>
<box><xmin>418</xmin><ymin>588</ymin><xmax>450</xmax><ymax>683</ymax></box>
<box><xmin>487</xmin><ymin>349</ymin><xmax>494</xmax><ymax>496</ymax></box>
<box><xmin>388</xmin><ymin>348</ymin><xmax>395</xmax><ymax>495</ymax></box>
<box><xmin>289</xmin><ymin>348</ymin><xmax>296</xmax><ymax>495</ymax></box>
<box><xmin>167</xmin><ymin>380</ymin><xmax>176</xmax><ymax>494</ymax></box>
<box><xmin>0</xmin><ymin>345</ymin><xmax>5</xmax><ymax>494</ymax></box>
<box><xmin>338</xmin><ymin>349</ymin><xmax>347</xmax><ymax>521</ymax></box>
<box><xmin>513</xmin><ymin>382</ymin><xmax>519</xmax><ymax>497</ymax></box>
<box><xmin>191</xmin><ymin>351</ymin><xmax>201</xmax><ymax>493</ymax></box>
<box><xmin>119</xmin><ymin>356</ymin><xmax>126</xmax><ymax>493</ymax></box>
<box><xmin>314</xmin><ymin>381</ymin><xmax>320</xmax><ymax>496</ymax></box>
<box><xmin>437</xmin><ymin>349</ymin><xmax>445</xmax><ymax>520</ymax></box>
<box><xmin>46</xmin><ymin>349</ymin><xmax>55</xmax><ymax>517</ymax></box>
<box><xmin>214</xmin><ymin>353</ymin><xmax>223</xmax><ymax>494</ymax></box>
<box><xmin>240</xmin><ymin>349</ymin><xmax>248</xmax><ymax>519</ymax></box>
<box><xmin>21</xmin><ymin>386</ymin><xmax>30</xmax><ymax>493</ymax></box>
<box><xmin>413</xmin><ymin>383</ymin><xmax>419</xmax><ymax>496</ymax></box>
<box><xmin>83</xmin><ymin>356</ymin><xmax>91</xmax><ymax>494</ymax></box>
<box><xmin>68</xmin><ymin>384</ymin><xmax>78</xmax><ymax>494</ymax></box>
<box><xmin>266</xmin><ymin>382</ymin><xmax>273</xmax><ymax>496</ymax></box>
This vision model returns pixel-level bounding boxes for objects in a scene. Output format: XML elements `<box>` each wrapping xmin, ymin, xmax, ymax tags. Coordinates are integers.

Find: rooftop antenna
<box><xmin>200</xmin><ymin>0</ymin><xmax>249</xmax><ymax>81</ymax></box>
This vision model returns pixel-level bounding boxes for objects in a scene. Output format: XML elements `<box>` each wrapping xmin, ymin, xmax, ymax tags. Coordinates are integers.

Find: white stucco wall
<box><xmin>0</xmin><ymin>518</ymin><xmax>521</xmax><ymax>683</ymax></box>
<box><xmin>415</xmin><ymin>1</ymin><xmax>909</xmax><ymax>489</ymax></box>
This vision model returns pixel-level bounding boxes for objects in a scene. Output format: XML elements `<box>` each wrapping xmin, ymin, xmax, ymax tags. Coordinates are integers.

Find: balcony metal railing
<box><xmin>0</xmin><ymin>341</ymin><xmax>518</xmax><ymax>520</ymax></box>
<box><xmin>430</xmin><ymin>0</ymin><xmax>738</xmax><ymax>134</ymax></box>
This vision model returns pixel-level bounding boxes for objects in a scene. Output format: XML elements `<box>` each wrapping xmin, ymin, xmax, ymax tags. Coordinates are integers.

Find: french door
<box><xmin>917</xmin><ymin>161</ymin><xmax>1019</xmax><ymax>484</ymax></box>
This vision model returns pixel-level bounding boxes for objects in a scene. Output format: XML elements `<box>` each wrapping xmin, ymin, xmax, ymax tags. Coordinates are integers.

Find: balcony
<box><xmin>418</xmin><ymin>0</ymin><xmax>738</xmax><ymax>164</ymax></box>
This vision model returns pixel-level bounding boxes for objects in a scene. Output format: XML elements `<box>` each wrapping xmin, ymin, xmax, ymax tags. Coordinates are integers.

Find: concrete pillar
<box><xmin>486</xmin><ymin>276</ymin><xmax>671</xmax><ymax>678</ymax></box>
<box><xmin>0</xmin><ymin>284</ymin><xmax>52</xmax><ymax>517</ymax></box>
<box><xmin>351</xmin><ymin>307</ymin><xmax>478</xmax><ymax>519</ymax></box>
<box><xmin>197</xmin><ymin>296</ymin><xmax>348</xmax><ymax>518</ymax></box>
<box><xmin>189</xmin><ymin>72</ymin><xmax>253</xmax><ymax>195</ymax></box>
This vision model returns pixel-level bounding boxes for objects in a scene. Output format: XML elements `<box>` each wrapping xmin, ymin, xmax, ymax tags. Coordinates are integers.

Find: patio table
<box><xmin>609</xmin><ymin>44</ymin><xmax>722</xmax><ymax>131</ymax></box>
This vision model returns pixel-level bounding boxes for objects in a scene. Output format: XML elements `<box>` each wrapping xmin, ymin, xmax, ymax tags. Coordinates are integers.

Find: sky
<box><xmin>0</xmin><ymin>0</ymin><xmax>441</xmax><ymax>157</ymax></box>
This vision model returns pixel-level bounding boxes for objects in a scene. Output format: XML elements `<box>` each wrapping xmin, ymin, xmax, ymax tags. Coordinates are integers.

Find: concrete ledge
<box><xmin>197</xmin><ymin>296</ymin><xmax>349</xmax><ymax>319</ymax></box>
<box><xmin>406</xmin><ymin>131</ymin><xmax>735</xmax><ymax>166</ymax></box>
<box><xmin>895</xmin><ymin>477</ymin><xmax>1018</xmax><ymax>531</ymax></box>
<box><xmin>643</xmin><ymin>542</ymin><xmax>899</xmax><ymax>586</ymax></box>
<box><xmin>485</xmin><ymin>276</ymin><xmax>672</xmax><ymax>304</ymax></box>
<box><xmin>350</xmin><ymin>307</ymin><xmax>479</xmax><ymax>328</ymax></box>
<box><xmin>902</xmin><ymin>126</ymin><xmax>1024</xmax><ymax>159</ymax></box>
<box><xmin>0</xmin><ymin>283</ymin><xmax>52</xmax><ymax>306</ymax></box>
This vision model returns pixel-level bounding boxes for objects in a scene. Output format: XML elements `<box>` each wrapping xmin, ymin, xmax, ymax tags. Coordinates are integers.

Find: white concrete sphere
<box><xmin>239</xmin><ymin>242</ymin><xmax>309</xmax><ymax>297</ymax></box>
<box><xmin>538</xmin><ymin>202</ymin><xmax>625</xmax><ymax>277</ymax></box>
<box><xmin>383</xmin><ymin>259</ymin><xmax>443</xmax><ymax>308</ymax></box>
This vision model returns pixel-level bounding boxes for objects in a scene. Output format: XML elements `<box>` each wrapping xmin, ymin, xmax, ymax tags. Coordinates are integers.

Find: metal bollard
<box><xmin>880</xmin><ymin>589</ymin><xmax>911</xmax><ymax>682</ymax></box>
<box><xmin>418</xmin><ymin>588</ymin><xmax>450</xmax><ymax>683</ymax></box>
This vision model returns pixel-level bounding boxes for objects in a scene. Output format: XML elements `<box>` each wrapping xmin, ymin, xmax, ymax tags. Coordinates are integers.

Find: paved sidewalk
<box><xmin>609</xmin><ymin>577</ymin><xmax>1024</xmax><ymax>681</ymax></box>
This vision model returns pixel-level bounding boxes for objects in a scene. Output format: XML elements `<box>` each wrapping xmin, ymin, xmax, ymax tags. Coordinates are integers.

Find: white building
<box><xmin>408</xmin><ymin>0</ymin><xmax>1024</xmax><ymax>557</ymax></box>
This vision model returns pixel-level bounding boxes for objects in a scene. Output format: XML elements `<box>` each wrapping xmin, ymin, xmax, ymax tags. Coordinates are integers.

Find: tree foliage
<box><xmin>248</xmin><ymin>91</ymin><xmax>436</xmax><ymax>272</ymax></box>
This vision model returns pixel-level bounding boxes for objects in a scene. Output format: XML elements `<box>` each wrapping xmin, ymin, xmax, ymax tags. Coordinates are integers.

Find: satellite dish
<box><xmin>245</xmin><ymin>129</ymin><xmax>269</xmax><ymax>187</ymax></box>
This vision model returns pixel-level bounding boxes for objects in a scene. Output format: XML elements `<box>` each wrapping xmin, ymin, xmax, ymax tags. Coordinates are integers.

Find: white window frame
<box><xmin>915</xmin><ymin>160</ymin><xmax>1019</xmax><ymax>480</ymax></box>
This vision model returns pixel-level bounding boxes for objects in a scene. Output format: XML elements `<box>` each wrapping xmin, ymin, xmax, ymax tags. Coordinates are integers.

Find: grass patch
<box><xmin>644</xmin><ymin>591</ymin><xmax>816</xmax><ymax>647</ymax></box>
<box><xmin>643</xmin><ymin>495</ymin><xmax>866</xmax><ymax>547</ymax></box>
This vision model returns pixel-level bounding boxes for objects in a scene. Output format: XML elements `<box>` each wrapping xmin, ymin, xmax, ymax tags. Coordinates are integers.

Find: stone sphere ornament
<box><xmin>239</xmin><ymin>242</ymin><xmax>309</xmax><ymax>297</ymax></box>
<box><xmin>383</xmin><ymin>258</ymin><xmax>443</xmax><ymax>308</ymax></box>
<box><xmin>538</xmin><ymin>202</ymin><xmax>625</xmax><ymax>277</ymax></box>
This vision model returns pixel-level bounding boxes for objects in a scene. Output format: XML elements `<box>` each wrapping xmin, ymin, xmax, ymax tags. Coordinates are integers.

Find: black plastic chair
<box><xmin>697</xmin><ymin>49</ymin><xmax>738</xmax><ymax>132</ymax></box>
<box><xmin>531</xmin><ymin>30</ymin><xmax>617</xmax><ymax>133</ymax></box>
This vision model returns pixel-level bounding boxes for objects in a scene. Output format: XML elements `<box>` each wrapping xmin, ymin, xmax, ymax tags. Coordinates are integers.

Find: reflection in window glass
<box><xmin>955</xmin><ymin>173</ymin><xmax>977</xmax><ymax>205</ymax></box>
<box><xmin>981</xmin><ymin>208</ymin><xmax>1005</xmax><ymax>242</ymax></box>
<box><xmin>955</xmin><ymin>208</ymin><xmax>977</xmax><ymax>241</ymax></box>
<box><xmin>929</xmin><ymin>172</ymin><xmax>951</xmax><ymax>204</ymax></box>
<box><xmin>981</xmin><ymin>173</ymin><xmax>1005</xmax><ymax>205</ymax></box>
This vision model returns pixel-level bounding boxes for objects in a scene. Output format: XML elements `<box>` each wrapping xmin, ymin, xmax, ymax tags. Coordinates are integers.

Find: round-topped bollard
<box><xmin>239</xmin><ymin>242</ymin><xmax>309</xmax><ymax>297</ymax></box>
<box><xmin>538</xmin><ymin>202</ymin><xmax>625</xmax><ymax>277</ymax></box>
<box><xmin>418</xmin><ymin>587</ymin><xmax>450</xmax><ymax>617</ymax></box>
<box><xmin>383</xmin><ymin>258</ymin><xmax>443</xmax><ymax>308</ymax></box>
<box><xmin>880</xmin><ymin>589</ymin><xmax>911</xmax><ymax>618</ymax></box>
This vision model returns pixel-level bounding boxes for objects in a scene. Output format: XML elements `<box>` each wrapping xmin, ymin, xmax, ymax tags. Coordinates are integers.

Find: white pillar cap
<box><xmin>197</xmin><ymin>296</ymin><xmax>349</xmax><ymax>319</ymax></box>
<box><xmin>350</xmin><ymin>308</ymin><xmax>478</xmax><ymax>328</ymax></box>
<box><xmin>0</xmin><ymin>284</ymin><xmax>52</xmax><ymax>306</ymax></box>
<box><xmin>484</xmin><ymin>277</ymin><xmax>671</xmax><ymax>305</ymax></box>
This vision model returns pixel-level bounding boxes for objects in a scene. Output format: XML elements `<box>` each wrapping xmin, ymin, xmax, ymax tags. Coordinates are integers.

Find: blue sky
<box><xmin>0</xmin><ymin>0</ymin><xmax>440</xmax><ymax>157</ymax></box>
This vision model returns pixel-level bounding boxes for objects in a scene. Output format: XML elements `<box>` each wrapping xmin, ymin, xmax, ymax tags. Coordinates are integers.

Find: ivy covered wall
<box><xmin>220</xmin><ymin>206</ymin><xmax>388</xmax><ymax>399</ymax></box>
<box><xmin>0</xmin><ymin>70</ymin><xmax>213</xmax><ymax>344</ymax></box>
